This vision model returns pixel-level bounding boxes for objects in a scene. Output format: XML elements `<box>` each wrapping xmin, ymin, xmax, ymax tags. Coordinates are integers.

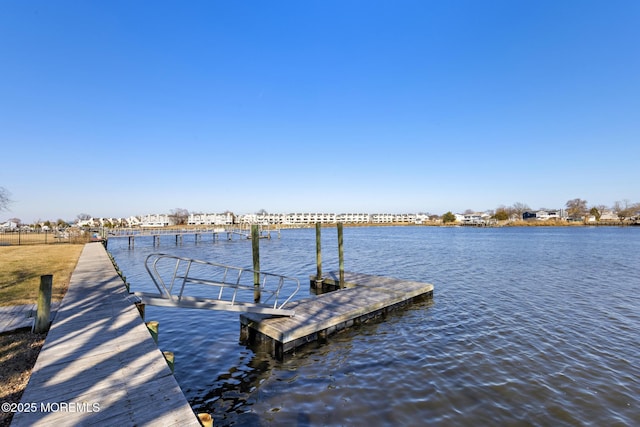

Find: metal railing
<box><xmin>135</xmin><ymin>253</ymin><xmax>300</xmax><ymax>316</ymax></box>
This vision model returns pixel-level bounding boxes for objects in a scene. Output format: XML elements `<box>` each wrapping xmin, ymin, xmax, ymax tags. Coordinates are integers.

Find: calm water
<box><xmin>108</xmin><ymin>226</ymin><xmax>640</xmax><ymax>426</ymax></box>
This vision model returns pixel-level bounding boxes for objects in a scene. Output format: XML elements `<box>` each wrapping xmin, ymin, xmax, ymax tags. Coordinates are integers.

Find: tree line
<box><xmin>441</xmin><ymin>199</ymin><xmax>640</xmax><ymax>223</ymax></box>
<box><xmin>1</xmin><ymin>185</ymin><xmax>638</xmax><ymax>227</ymax></box>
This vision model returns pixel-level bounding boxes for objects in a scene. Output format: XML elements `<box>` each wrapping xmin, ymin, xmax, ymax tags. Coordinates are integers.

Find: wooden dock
<box><xmin>106</xmin><ymin>226</ymin><xmax>277</xmax><ymax>248</ymax></box>
<box><xmin>240</xmin><ymin>271</ymin><xmax>434</xmax><ymax>359</ymax></box>
<box><xmin>12</xmin><ymin>243</ymin><xmax>200</xmax><ymax>427</ymax></box>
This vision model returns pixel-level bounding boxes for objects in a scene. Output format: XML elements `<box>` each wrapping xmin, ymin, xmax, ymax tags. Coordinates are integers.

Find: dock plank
<box><xmin>241</xmin><ymin>271</ymin><xmax>433</xmax><ymax>357</ymax></box>
<box><xmin>12</xmin><ymin>243</ymin><xmax>200</xmax><ymax>427</ymax></box>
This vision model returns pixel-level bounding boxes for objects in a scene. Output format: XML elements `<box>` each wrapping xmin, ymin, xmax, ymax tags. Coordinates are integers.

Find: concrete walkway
<box><xmin>11</xmin><ymin>242</ymin><xmax>200</xmax><ymax>426</ymax></box>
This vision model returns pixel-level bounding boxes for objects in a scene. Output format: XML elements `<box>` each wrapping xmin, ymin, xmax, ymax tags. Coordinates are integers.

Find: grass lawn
<box><xmin>0</xmin><ymin>245</ymin><xmax>84</xmax><ymax>306</ymax></box>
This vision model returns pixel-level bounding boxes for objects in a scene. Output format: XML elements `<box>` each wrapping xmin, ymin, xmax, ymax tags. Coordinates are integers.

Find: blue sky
<box><xmin>1</xmin><ymin>1</ymin><xmax>639</xmax><ymax>222</ymax></box>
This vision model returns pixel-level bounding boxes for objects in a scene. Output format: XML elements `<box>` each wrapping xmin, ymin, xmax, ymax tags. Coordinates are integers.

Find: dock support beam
<box><xmin>338</xmin><ymin>222</ymin><xmax>345</xmax><ymax>288</ymax></box>
<box><xmin>163</xmin><ymin>351</ymin><xmax>175</xmax><ymax>373</ymax></box>
<box><xmin>198</xmin><ymin>413</ymin><xmax>213</xmax><ymax>427</ymax></box>
<box><xmin>146</xmin><ymin>320</ymin><xmax>159</xmax><ymax>344</ymax></box>
<box><xmin>252</xmin><ymin>224</ymin><xmax>260</xmax><ymax>303</ymax></box>
<box><xmin>135</xmin><ymin>302</ymin><xmax>145</xmax><ymax>320</ymax></box>
<box><xmin>315</xmin><ymin>222</ymin><xmax>323</xmax><ymax>287</ymax></box>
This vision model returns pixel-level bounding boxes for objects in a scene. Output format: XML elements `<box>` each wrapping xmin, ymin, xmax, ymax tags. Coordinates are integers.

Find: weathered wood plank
<box><xmin>12</xmin><ymin>242</ymin><xmax>200</xmax><ymax>427</ymax></box>
<box><xmin>241</xmin><ymin>271</ymin><xmax>433</xmax><ymax>357</ymax></box>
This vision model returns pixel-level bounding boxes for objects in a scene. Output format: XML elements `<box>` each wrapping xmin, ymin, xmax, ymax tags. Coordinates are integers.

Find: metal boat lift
<box><xmin>133</xmin><ymin>253</ymin><xmax>300</xmax><ymax>316</ymax></box>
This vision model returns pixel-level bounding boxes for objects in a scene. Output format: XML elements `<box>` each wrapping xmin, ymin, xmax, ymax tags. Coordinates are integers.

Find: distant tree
<box><xmin>169</xmin><ymin>208</ymin><xmax>189</xmax><ymax>225</ymax></box>
<box><xmin>493</xmin><ymin>208</ymin><xmax>510</xmax><ymax>221</ymax></box>
<box><xmin>510</xmin><ymin>202</ymin><xmax>531</xmax><ymax>219</ymax></box>
<box><xmin>77</xmin><ymin>213</ymin><xmax>92</xmax><ymax>221</ymax></box>
<box><xmin>613</xmin><ymin>200</ymin><xmax>638</xmax><ymax>220</ymax></box>
<box><xmin>256</xmin><ymin>209</ymin><xmax>268</xmax><ymax>215</ymax></box>
<box><xmin>589</xmin><ymin>207</ymin><xmax>601</xmax><ymax>221</ymax></box>
<box><xmin>442</xmin><ymin>211</ymin><xmax>456</xmax><ymax>223</ymax></box>
<box><xmin>56</xmin><ymin>219</ymin><xmax>69</xmax><ymax>227</ymax></box>
<box><xmin>565</xmin><ymin>198</ymin><xmax>588</xmax><ymax>219</ymax></box>
<box><xmin>463</xmin><ymin>208</ymin><xmax>475</xmax><ymax>215</ymax></box>
<box><xmin>0</xmin><ymin>186</ymin><xmax>12</xmax><ymax>212</ymax></box>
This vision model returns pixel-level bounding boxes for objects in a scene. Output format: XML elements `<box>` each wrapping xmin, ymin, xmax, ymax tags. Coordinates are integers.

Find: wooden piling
<box><xmin>135</xmin><ymin>302</ymin><xmax>145</xmax><ymax>320</ymax></box>
<box><xmin>33</xmin><ymin>274</ymin><xmax>52</xmax><ymax>333</ymax></box>
<box><xmin>337</xmin><ymin>222</ymin><xmax>345</xmax><ymax>288</ymax></box>
<box><xmin>315</xmin><ymin>222</ymin><xmax>323</xmax><ymax>286</ymax></box>
<box><xmin>146</xmin><ymin>320</ymin><xmax>159</xmax><ymax>344</ymax></box>
<box><xmin>252</xmin><ymin>224</ymin><xmax>260</xmax><ymax>303</ymax></box>
<box><xmin>197</xmin><ymin>413</ymin><xmax>213</xmax><ymax>427</ymax></box>
<box><xmin>163</xmin><ymin>351</ymin><xmax>175</xmax><ymax>373</ymax></box>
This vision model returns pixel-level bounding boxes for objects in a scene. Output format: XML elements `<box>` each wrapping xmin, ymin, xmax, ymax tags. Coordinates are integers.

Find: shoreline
<box><xmin>149</xmin><ymin>220</ymin><xmax>639</xmax><ymax>230</ymax></box>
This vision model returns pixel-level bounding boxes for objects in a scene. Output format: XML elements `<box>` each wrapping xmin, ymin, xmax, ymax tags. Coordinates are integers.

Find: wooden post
<box><xmin>135</xmin><ymin>302</ymin><xmax>145</xmax><ymax>320</ymax></box>
<box><xmin>163</xmin><ymin>351</ymin><xmax>175</xmax><ymax>373</ymax></box>
<box><xmin>315</xmin><ymin>222</ymin><xmax>323</xmax><ymax>285</ymax></box>
<box><xmin>197</xmin><ymin>413</ymin><xmax>213</xmax><ymax>427</ymax></box>
<box><xmin>251</xmin><ymin>224</ymin><xmax>260</xmax><ymax>303</ymax></box>
<box><xmin>146</xmin><ymin>320</ymin><xmax>159</xmax><ymax>344</ymax></box>
<box><xmin>337</xmin><ymin>222</ymin><xmax>344</xmax><ymax>288</ymax></box>
<box><xmin>33</xmin><ymin>275</ymin><xmax>52</xmax><ymax>333</ymax></box>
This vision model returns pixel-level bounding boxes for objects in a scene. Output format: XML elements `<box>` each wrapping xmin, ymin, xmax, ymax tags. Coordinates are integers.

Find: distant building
<box><xmin>1</xmin><ymin>221</ymin><xmax>18</xmax><ymax>230</ymax></box>
<box><xmin>188</xmin><ymin>212</ymin><xmax>234</xmax><ymax>226</ymax></box>
<box><xmin>523</xmin><ymin>210</ymin><xmax>566</xmax><ymax>221</ymax></box>
<box><xmin>140</xmin><ymin>214</ymin><xmax>171</xmax><ymax>227</ymax></box>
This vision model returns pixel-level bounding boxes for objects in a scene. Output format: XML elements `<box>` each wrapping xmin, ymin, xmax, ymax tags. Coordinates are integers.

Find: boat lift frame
<box><xmin>133</xmin><ymin>253</ymin><xmax>300</xmax><ymax>316</ymax></box>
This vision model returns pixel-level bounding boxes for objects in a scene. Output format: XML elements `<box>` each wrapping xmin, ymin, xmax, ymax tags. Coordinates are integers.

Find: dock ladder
<box><xmin>133</xmin><ymin>253</ymin><xmax>300</xmax><ymax>316</ymax></box>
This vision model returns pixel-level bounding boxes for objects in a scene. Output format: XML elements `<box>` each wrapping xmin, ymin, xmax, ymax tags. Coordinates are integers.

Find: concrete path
<box><xmin>11</xmin><ymin>242</ymin><xmax>200</xmax><ymax>426</ymax></box>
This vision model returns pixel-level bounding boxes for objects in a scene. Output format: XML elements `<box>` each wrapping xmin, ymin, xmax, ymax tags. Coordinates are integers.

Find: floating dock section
<box><xmin>240</xmin><ymin>271</ymin><xmax>434</xmax><ymax>359</ymax></box>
